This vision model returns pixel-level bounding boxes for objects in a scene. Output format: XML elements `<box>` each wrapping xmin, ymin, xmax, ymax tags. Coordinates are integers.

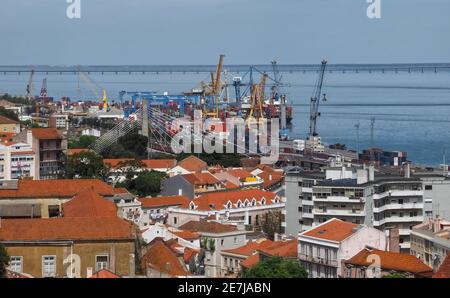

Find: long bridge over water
<box><xmin>1</xmin><ymin>63</ymin><xmax>450</xmax><ymax>75</ymax></box>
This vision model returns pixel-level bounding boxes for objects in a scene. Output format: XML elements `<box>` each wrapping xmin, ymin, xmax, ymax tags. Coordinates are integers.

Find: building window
<box><xmin>173</xmin><ymin>217</ymin><xmax>178</xmax><ymax>225</ymax></box>
<box><xmin>425</xmin><ymin>185</ymin><xmax>432</xmax><ymax>190</ymax></box>
<box><xmin>9</xmin><ymin>256</ymin><xmax>23</xmax><ymax>273</ymax></box>
<box><xmin>95</xmin><ymin>255</ymin><xmax>109</xmax><ymax>271</ymax></box>
<box><xmin>42</xmin><ymin>256</ymin><xmax>56</xmax><ymax>277</ymax></box>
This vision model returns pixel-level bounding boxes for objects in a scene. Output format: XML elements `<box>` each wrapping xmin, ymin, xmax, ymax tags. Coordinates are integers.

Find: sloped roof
<box><xmin>301</xmin><ymin>218</ymin><xmax>360</xmax><ymax>242</ymax></box>
<box><xmin>141</xmin><ymin>159</ymin><xmax>176</xmax><ymax>169</ymax></box>
<box><xmin>345</xmin><ymin>248</ymin><xmax>432</xmax><ymax>274</ymax></box>
<box><xmin>259</xmin><ymin>239</ymin><xmax>298</xmax><ymax>258</ymax></box>
<box><xmin>179</xmin><ymin>221</ymin><xmax>238</xmax><ymax>234</ymax></box>
<box><xmin>177</xmin><ymin>155</ymin><xmax>207</xmax><ymax>172</ymax></box>
<box><xmin>172</xmin><ymin>230</ymin><xmax>200</xmax><ymax>241</ymax></box>
<box><xmin>241</xmin><ymin>253</ymin><xmax>260</xmax><ymax>269</ymax></box>
<box><xmin>0</xmin><ymin>115</ymin><xmax>19</xmax><ymax>124</ymax></box>
<box><xmin>31</xmin><ymin>128</ymin><xmax>63</xmax><ymax>140</ymax></box>
<box><xmin>223</xmin><ymin>239</ymin><xmax>275</xmax><ymax>257</ymax></box>
<box><xmin>67</xmin><ymin>148</ymin><xmax>90</xmax><ymax>156</ymax></box>
<box><xmin>433</xmin><ymin>254</ymin><xmax>450</xmax><ymax>278</ymax></box>
<box><xmin>63</xmin><ymin>188</ymin><xmax>117</xmax><ymax>218</ymax></box>
<box><xmin>0</xmin><ymin>179</ymin><xmax>118</xmax><ymax>199</ymax></box>
<box><xmin>184</xmin><ymin>189</ymin><xmax>278</xmax><ymax>211</ymax></box>
<box><xmin>0</xmin><ymin>217</ymin><xmax>134</xmax><ymax>241</ymax></box>
<box><xmin>90</xmin><ymin>269</ymin><xmax>121</xmax><ymax>278</ymax></box>
<box><xmin>182</xmin><ymin>172</ymin><xmax>221</xmax><ymax>185</ymax></box>
<box><xmin>138</xmin><ymin>195</ymin><xmax>190</xmax><ymax>209</ymax></box>
<box><xmin>140</xmin><ymin>239</ymin><xmax>188</xmax><ymax>277</ymax></box>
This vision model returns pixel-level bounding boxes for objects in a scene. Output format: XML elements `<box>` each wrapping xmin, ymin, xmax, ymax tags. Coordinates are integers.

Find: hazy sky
<box><xmin>1</xmin><ymin>0</ymin><xmax>449</xmax><ymax>65</ymax></box>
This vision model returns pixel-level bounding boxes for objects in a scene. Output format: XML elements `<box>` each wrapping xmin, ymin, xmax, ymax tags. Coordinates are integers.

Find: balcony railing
<box><xmin>298</xmin><ymin>254</ymin><xmax>339</xmax><ymax>267</ymax></box>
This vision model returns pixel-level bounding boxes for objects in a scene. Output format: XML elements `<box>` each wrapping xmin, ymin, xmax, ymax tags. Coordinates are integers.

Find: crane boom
<box><xmin>26</xmin><ymin>70</ymin><xmax>35</xmax><ymax>101</ymax></box>
<box><xmin>309</xmin><ymin>60</ymin><xmax>327</xmax><ymax>137</ymax></box>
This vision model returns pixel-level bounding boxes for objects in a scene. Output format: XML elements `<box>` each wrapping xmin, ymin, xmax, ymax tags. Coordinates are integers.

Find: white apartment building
<box><xmin>298</xmin><ymin>218</ymin><xmax>387</xmax><ymax>278</ymax></box>
<box><xmin>0</xmin><ymin>142</ymin><xmax>36</xmax><ymax>180</ymax></box>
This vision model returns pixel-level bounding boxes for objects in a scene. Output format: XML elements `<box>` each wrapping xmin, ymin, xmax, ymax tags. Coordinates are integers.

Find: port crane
<box><xmin>25</xmin><ymin>70</ymin><xmax>35</xmax><ymax>101</ymax></box>
<box><xmin>203</xmin><ymin>54</ymin><xmax>225</xmax><ymax>118</ymax></box>
<box><xmin>77</xmin><ymin>70</ymin><xmax>110</xmax><ymax>111</ymax></box>
<box><xmin>309</xmin><ymin>60</ymin><xmax>327</xmax><ymax>137</ymax></box>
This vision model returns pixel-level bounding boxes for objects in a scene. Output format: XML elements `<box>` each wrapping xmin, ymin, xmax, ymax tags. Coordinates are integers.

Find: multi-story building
<box><xmin>49</xmin><ymin>114</ymin><xmax>69</xmax><ymax>130</ymax></box>
<box><xmin>284</xmin><ymin>167</ymin><xmax>325</xmax><ymax>237</ymax></box>
<box><xmin>13</xmin><ymin>128</ymin><xmax>67</xmax><ymax>179</ymax></box>
<box><xmin>0</xmin><ymin>141</ymin><xmax>36</xmax><ymax>180</ymax></box>
<box><xmin>178</xmin><ymin>220</ymin><xmax>248</xmax><ymax>278</ymax></box>
<box><xmin>410</xmin><ymin>217</ymin><xmax>450</xmax><ymax>270</ymax></box>
<box><xmin>298</xmin><ymin>218</ymin><xmax>387</xmax><ymax>278</ymax></box>
<box><xmin>284</xmin><ymin>164</ymin><xmax>450</xmax><ymax>253</ymax></box>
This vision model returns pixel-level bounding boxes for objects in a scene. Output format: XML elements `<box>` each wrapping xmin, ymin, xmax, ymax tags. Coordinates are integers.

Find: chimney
<box><xmin>387</xmin><ymin>228</ymin><xmax>400</xmax><ymax>253</ymax></box>
<box><xmin>86</xmin><ymin>267</ymin><xmax>93</xmax><ymax>278</ymax></box>
<box><xmin>178</xmin><ymin>188</ymin><xmax>183</xmax><ymax>195</ymax></box>
<box><xmin>269</xmin><ymin>174</ymin><xmax>272</xmax><ymax>181</ymax></box>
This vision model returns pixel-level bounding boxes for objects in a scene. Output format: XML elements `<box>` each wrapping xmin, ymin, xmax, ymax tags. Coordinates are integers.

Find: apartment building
<box><xmin>49</xmin><ymin>114</ymin><xmax>69</xmax><ymax>130</ymax></box>
<box><xmin>284</xmin><ymin>167</ymin><xmax>325</xmax><ymax>237</ymax></box>
<box><xmin>13</xmin><ymin>128</ymin><xmax>67</xmax><ymax>179</ymax></box>
<box><xmin>0</xmin><ymin>141</ymin><xmax>36</xmax><ymax>180</ymax></box>
<box><xmin>0</xmin><ymin>115</ymin><xmax>20</xmax><ymax>134</ymax></box>
<box><xmin>410</xmin><ymin>217</ymin><xmax>450</xmax><ymax>270</ymax></box>
<box><xmin>298</xmin><ymin>218</ymin><xmax>387</xmax><ymax>278</ymax></box>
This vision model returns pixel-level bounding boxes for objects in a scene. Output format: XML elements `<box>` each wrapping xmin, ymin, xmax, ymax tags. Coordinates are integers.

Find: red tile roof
<box><xmin>179</xmin><ymin>221</ymin><xmax>238</xmax><ymax>234</ymax></box>
<box><xmin>258</xmin><ymin>170</ymin><xmax>284</xmax><ymax>189</ymax></box>
<box><xmin>223</xmin><ymin>239</ymin><xmax>275</xmax><ymax>257</ymax></box>
<box><xmin>183</xmin><ymin>247</ymin><xmax>198</xmax><ymax>263</ymax></box>
<box><xmin>138</xmin><ymin>195</ymin><xmax>190</xmax><ymax>209</ymax></box>
<box><xmin>0</xmin><ymin>115</ymin><xmax>19</xmax><ymax>124</ymax></box>
<box><xmin>433</xmin><ymin>254</ymin><xmax>450</xmax><ymax>278</ymax></box>
<box><xmin>140</xmin><ymin>239</ymin><xmax>188</xmax><ymax>277</ymax></box>
<box><xmin>172</xmin><ymin>230</ymin><xmax>200</xmax><ymax>241</ymax></box>
<box><xmin>67</xmin><ymin>148</ymin><xmax>90</xmax><ymax>156</ymax></box>
<box><xmin>90</xmin><ymin>269</ymin><xmax>121</xmax><ymax>278</ymax></box>
<box><xmin>141</xmin><ymin>159</ymin><xmax>176</xmax><ymax>169</ymax></box>
<box><xmin>259</xmin><ymin>239</ymin><xmax>298</xmax><ymax>258</ymax></box>
<box><xmin>0</xmin><ymin>179</ymin><xmax>118</xmax><ymax>199</ymax></box>
<box><xmin>182</xmin><ymin>172</ymin><xmax>221</xmax><ymax>185</ymax></box>
<box><xmin>301</xmin><ymin>218</ymin><xmax>360</xmax><ymax>242</ymax></box>
<box><xmin>184</xmin><ymin>189</ymin><xmax>278</xmax><ymax>211</ymax></box>
<box><xmin>177</xmin><ymin>155</ymin><xmax>207</xmax><ymax>172</ymax></box>
<box><xmin>345</xmin><ymin>248</ymin><xmax>432</xmax><ymax>274</ymax></box>
<box><xmin>63</xmin><ymin>188</ymin><xmax>118</xmax><ymax>218</ymax></box>
<box><xmin>227</xmin><ymin>169</ymin><xmax>253</xmax><ymax>180</ymax></box>
<box><xmin>241</xmin><ymin>253</ymin><xmax>260</xmax><ymax>269</ymax></box>
<box><xmin>0</xmin><ymin>217</ymin><xmax>134</xmax><ymax>241</ymax></box>
<box><xmin>31</xmin><ymin>128</ymin><xmax>63</xmax><ymax>140</ymax></box>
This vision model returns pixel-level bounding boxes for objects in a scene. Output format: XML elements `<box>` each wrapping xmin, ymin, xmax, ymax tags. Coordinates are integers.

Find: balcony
<box><xmin>373</xmin><ymin>216</ymin><xmax>423</xmax><ymax>226</ymax></box>
<box><xmin>313</xmin><ymin>195</ymin><xmax>364</xmax><ymax>203</ymax></box>
<box><xmin>302</xmin><ymin>212</ymin><xmax>314</xmax><ymax>219</ymax></box>
<box><xmin>301</xmin><ymin>187</ymin><xmax>313</xmax><ymax>193</ymax></box>
<box><xmin>313</xmin><ymin>209</ymin><xmax>366</xmax><ymax>217</ymax></box>
<box><xmin>301</xmin><ymin>199</ymin><xmax>314</xmax><ymax>206</ymax></box>
<box><xmin>298</xmin><ymin>254</ymin><xmax>339</xmax><ymax>267</ymax></box>
<box><xmin>373</xmin><ymin>202</ymin><xmax>424</xmax><ymax>213</ymax></box>
<box><xmin>373</xmin><ymin>190</ymin><xmax>423</xmax><ymax>200</ymax></box>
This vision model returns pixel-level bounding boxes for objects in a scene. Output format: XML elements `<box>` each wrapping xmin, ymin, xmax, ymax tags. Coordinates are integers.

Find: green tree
<box><xmin>65</xmin><ymin>151</ymin><xmax>109</xmax><ymax>179</ymax></box>
<box><xmin>68</xmin><ymin>135</ymin><xmax>97</xmax><ymax>149</ymax></box>
<box><xmin>117</xmin><ymin>132</ymin><xmax>148</xmax><ymax>159</ymax></box>
<box><xmin>242</xmin><ymin>256</ymin><xmax>308</xmax><ymax>278</ymax></box>
<box><xmin>129</xmin><ymin>170</ymin><xmax>164</xmax><ymax>197</ymax></box>
<box><xmin>0</xmin><ymin>106</ymin><xmax>19</xmax><ymax>122</ymax></box>
<box><xmin>260</xmin><ymin>210</ymin><xmax>283</xmax><ymax>240</ymax></box>
<box><xmin>0</xmin><ymin>243</ymin><xmax>10</xmax><ymax>278</ymax></box>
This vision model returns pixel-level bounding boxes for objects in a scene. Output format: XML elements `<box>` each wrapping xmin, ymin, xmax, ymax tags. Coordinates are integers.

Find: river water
<box><xmin>1</xmin><ymin>70</ymin><xmax>449</xmax><ymax>166</ymax></box>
